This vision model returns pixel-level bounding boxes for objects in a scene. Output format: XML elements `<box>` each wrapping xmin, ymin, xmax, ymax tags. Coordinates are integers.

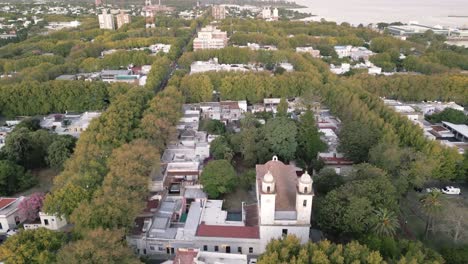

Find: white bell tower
<box><xmin>296</xmin><ymin>171</ymin><xmax>313</xmax><ymax>224</ymax></box>
<box><xmin>260</xmin><ymin>170</ymin><xmax>276</xmax><ymax>225</ymax></box>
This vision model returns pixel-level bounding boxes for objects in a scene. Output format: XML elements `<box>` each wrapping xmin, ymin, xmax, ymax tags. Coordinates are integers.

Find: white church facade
<box><xmin>127</xmin><ymin>156</ymin><xmax>314</xmax><ymax>256</ymax></box>
<box><xmin>257</xmin><ymin>156</ymin><xmax>313</xmax><ymax>249</ymax></box>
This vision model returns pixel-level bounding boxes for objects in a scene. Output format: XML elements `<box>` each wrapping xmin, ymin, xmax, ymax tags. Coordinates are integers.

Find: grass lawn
<box><xmin>400</xmin><ymin>190</ymin><xmax>468</xmax><ymax>249</ymax></box>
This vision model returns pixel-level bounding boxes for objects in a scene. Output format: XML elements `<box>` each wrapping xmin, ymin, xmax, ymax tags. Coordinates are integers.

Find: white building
<box><xmin>261</xmin><ymin>7</ymin><xmax>271</xmax><ymax>19</ymax></box>
<box><xmin>45</xmin><ymin>20</ymin><xmax>80</xmax><ymax>31</ymax></box>
<box><xmin>98</xmin><ymin>9</ymin><xmax>115</xmax><ymax>30</ymax></box>
<box><xmin>40</xmin><ymin>111</ymin><xmax>102</xmax><ymax>138</ymax></box>
<box><xmin>334</xmin><ymin>45</ymin><xmax>352</xmax><ymax>58</ymax></box>
<box><xmin>0</xmin><ymin>197</ymin><xmax>26</xmax><ymax>233</ymax></box>
<box><xmin>127</xmin><ymin>157</ymin><xmax>314</xmax><ymax>257</ymax></box>
<box><xmin>149</xmin><ymin>43</ymin><xmax>171</xmax><ymax>53</ymax></box>
<box><xmin>23</xmin><ymin>212</ymin><xmax>67</xmax><ymax>231</ymax></box>
<box><xmin>368</xmin><ymin>66</ymin><xmax>382</xmax><ymax>75</ymax></box>
<box><xmin>330</xmin><ymin>63</ymin><xmax>350</xmax><ymax>74</ymax></box>
<box><xmin>115</xmin><ymin>11</ymin><xmax>131</xmax><ymax>29</ymax></box>
<box><xmin>190</xmin><ymin>58</ymin><xmax>264</xmax><ymax>74</ymax></box>
<box><xmin>193</xmin><ymin>26</ymin><xmax>228</xmax><ymax>51</ymax></box>
<box><xmin>296</xmin><ymin>47</ymin><xmax>320</xmax><ymax>58</ymax></box>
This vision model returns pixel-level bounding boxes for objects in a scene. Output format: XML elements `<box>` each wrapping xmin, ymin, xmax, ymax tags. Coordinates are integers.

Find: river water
<box><xmin>293</xmin><ymin>0</ymin><xmax>468</xmax><ymax>27</ymax></box>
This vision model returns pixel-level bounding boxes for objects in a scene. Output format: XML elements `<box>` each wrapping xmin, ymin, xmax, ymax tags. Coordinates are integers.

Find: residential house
<box><xmin>0</xmin><ymin>197</ymin><xmax>26</xmax><ymax>233</ymax></box>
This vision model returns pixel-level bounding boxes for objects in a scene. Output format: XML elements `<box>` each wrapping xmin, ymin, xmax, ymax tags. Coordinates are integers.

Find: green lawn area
<box><xmin>401</xmin><ymin>191</ymin><xmax>468</xmax><ymax>249</ymax></box>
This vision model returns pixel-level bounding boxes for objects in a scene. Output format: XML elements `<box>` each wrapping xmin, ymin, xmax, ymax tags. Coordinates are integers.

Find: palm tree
<box><xmin>371</xmin><ymin>208</ymin><xmax>399</xmax><ymax>237</ymax></box>
<box><xmin>420</xmin><ymin>190</ymin><xmax>442</xmax><ymax>238</ymax></box>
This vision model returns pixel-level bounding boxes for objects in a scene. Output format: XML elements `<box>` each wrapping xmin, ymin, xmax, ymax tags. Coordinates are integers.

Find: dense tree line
<box><xmin>258</xmin><ymin>235</ymin><xmax>444</xmax><ymax>264</ymax></box>
<box><xmin>0</xmin><ymin>81</ymin><xmax>129</xmax><ymax>117</ymax></box>
<box><xmin>426</xmin><ymin>108</ymin><xmax>468</xmax><ymax>124</ymax></box>
<box><xmin>179</xmin><ymin>70</ymin><xmax>321</xmax><ymax>103</ymax></box>
<box><xmin>0</xmin><ymin>54</ymin><xmax>65</xmax><ymax>73</ymax></box>
<box><xmin>42</xmin><ymin>87</ymin><xmax>153</xmax><ymax>218</ymax></box>
<box><xmin>347</xmin><ymin>74</ymin><xmax>468</xmax><ymax>105</ymax></box>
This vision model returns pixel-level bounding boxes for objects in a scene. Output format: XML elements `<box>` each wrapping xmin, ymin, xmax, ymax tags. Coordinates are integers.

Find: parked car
<box><xmin>426</xmin><ymin>187</ymin><xmax>440</xmax><ymax>193</ymax></box>
<box><xmin>441</xmin><ymin>186</ymin><xmax>461</xmax><ymax>195</ymax></box>
<box><xmin>249</xmin><ymin>258</ymin><xmax>257</xmax><ymax>264</ymax></box>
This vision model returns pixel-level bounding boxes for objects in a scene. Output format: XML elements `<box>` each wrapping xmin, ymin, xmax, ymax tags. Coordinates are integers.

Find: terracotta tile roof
<box><xmin>173</xmin><ymin>248</ymin><xmax>198</xmax><ymax>264</ymax></box>
<box><xmin>256</xmin><ymin>159</ymin><xmax>298</xmax><ymax>211</ymax></box>
<box><xmin>0</xmin><ymin>198</ymin><xmax>17</xmax><ymax>209</ymax></box>
<box><xmin>196</xmin><ymin>223</ymin><xmax>260</xmax><ymax>239</ymax></box>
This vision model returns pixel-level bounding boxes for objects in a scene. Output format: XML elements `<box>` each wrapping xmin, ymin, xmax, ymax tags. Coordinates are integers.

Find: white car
<box><xmin>249</xmin><ymin>258</ymin><xmax>257</xmax><ymax>264</ymax></box>
<box><xmin>441</xmin><ymin>186</ymin><xmax>461</xmax><ymax>195</ymax></box>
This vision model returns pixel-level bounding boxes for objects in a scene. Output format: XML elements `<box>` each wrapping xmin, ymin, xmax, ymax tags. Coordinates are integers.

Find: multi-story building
<box><xmin>116</xmin><ymin>11</ymin><xmax>131</xmax><ymax>29</ymax></box>
<box><xmin>193</xmin><ymin>26</ymin><xmax>228</xmax><ymax>51</ymax></box>
<box><xmin>98</xmin><ymin>9</ymin><xmax>115</xmax><ymax>30</ymax></box>
<box><xmin>212</xmin><ymin>5</ymin><xmax>226</xmax><ymax>20</ymax></box>
<box><xmin>127</xmin><ymin>156</ymin><xmax>314</xmax><ymax>257</ymax></box>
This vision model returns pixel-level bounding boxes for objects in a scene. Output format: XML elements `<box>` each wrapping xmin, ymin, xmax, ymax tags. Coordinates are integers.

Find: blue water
<box><xmin>293</xmin><ymin>0</ymin><xmax>468</xmax><ymax>27</ymax></box>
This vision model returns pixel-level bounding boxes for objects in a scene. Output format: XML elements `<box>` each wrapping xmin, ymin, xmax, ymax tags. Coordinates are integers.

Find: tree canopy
<box><xmin>200</xmin><ymin>159</ymin><xmax>237</xmax><ymax>198</ymax></box>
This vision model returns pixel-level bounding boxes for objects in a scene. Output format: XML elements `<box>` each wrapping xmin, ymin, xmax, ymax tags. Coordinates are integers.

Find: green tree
<box><xmin>276</xmin><ymin>97</ymin><xmax>288</xmax><ymax>117</ymax></box>
<box><xmin>316</xmin><ymin>164</ymin><xmax>397</xmax><ymax>236</ymax></box>
<box><xmin>440</xmin><ymin>245</ymin><xmax>468</xmax><ymax>264</ymax></box>
<box><xmin>314</xmin><ymin>168</ymin><xmax>344</xmax><ymax>195</ymax></box>
<box><xmin>202</xmin><ymin>119</ymin><xmax>226</xmax><ymax>135</ymax></box>
<box><xmin>46</xmin><ymin>135</ymin><xmax>77</xmax><ymax>170</ymax></box>
<box><xmin>71</xmin><ymin>140</ymin><xmax>159</xmax><ymax>232</ymax></box>
<box><xmin>420</xmin><ymin>190</ymin><xmax>443</xmax><ymax>238</ymax></box>
<box><xmin>56</xmin><ymin>228</ymin><xmax>141</xmax><ymax>264</ymax></box>
<box><xmin>0</xmin><ymin>160</ymin><xmax>34</xmax><ymax>195</ymax></box>
<box><xmin>338</xmin><ymin>121</ymin><xmax>380</xmax><ymax>163</ymax></box>
<box><xmin>426</xmin><ymin>108</ymin><xmax>468</xmax><ymax>125</ymax></box>
<box><xmin>0</xmin><ymin>228</ymin><xmax>67</xmax><ymax>264</ymax></box>
<box><xmin>370</xmin><ymin>208</ymin><xmax>399</xmax><ymax>237</ymax></box>
<box><xmin>264</xmin><ymin>117</ymin><xmax>297</xmax><ymax>161</ymax></box>
<box><xmin>209</xmin><ymin>136</ymin><xmax>233</xmax><ymax>161</ymax></box>
<box><xmin>296</xmin><ymin>109</ymin><xmax>327</xmax><ymax>170</ymax></box>
<box><xmin>258</xmin><ymin>235</ymin><xmax>385</xmax><ymax>264</ymax></box>
<box><xmin>200</xmin><ymin>160</ymin><xmax>236</xmax><ymax>198</ymax></box>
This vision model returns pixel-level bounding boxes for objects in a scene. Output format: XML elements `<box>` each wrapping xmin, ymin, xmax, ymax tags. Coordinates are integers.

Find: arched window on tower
<box><xmin>304</xmin><ymin>187</ymin><xmax>308</xmax><ymax>193</ymax></box>
<box><xmin>267</xmin><ymin>186</ymin><xmax>271</xmax><ymax>193</ymax></box>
